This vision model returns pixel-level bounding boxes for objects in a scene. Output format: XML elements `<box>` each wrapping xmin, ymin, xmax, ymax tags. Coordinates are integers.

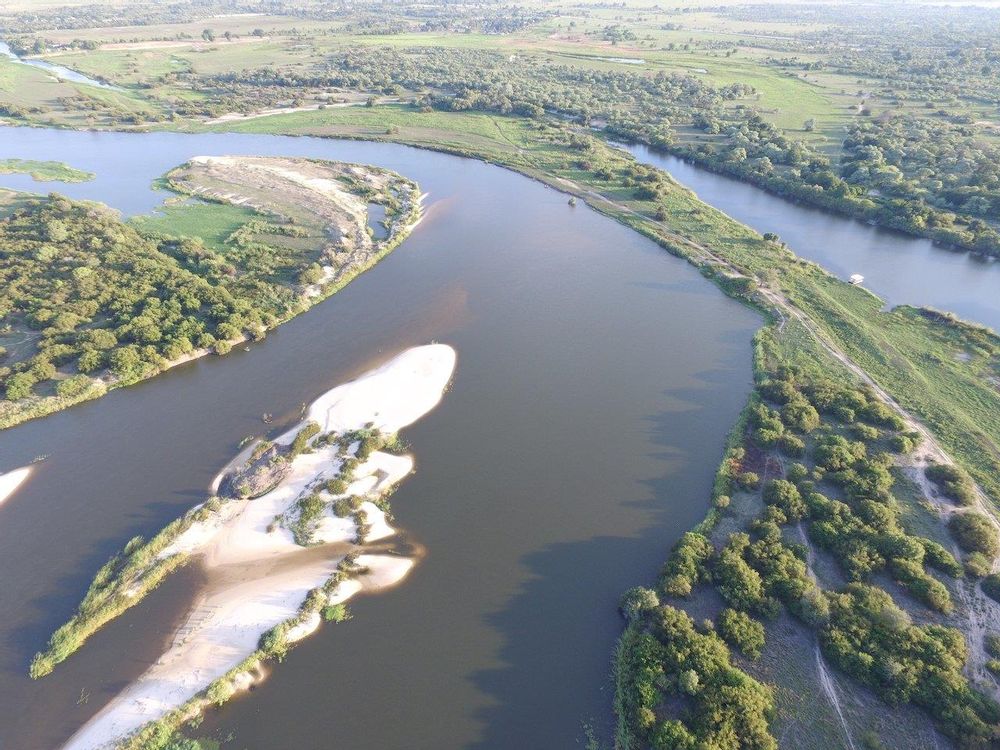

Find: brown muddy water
<box><xmin>0</xmin><ymin>127</ymin><xmax>758</xmax><ymax>749</ymax></box>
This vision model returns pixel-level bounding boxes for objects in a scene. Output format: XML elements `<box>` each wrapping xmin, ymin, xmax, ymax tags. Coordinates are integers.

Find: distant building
<box><xmin>849</xmin><ymin>274</ymin><xmax>864</xmax><ymax>285</ymax></box>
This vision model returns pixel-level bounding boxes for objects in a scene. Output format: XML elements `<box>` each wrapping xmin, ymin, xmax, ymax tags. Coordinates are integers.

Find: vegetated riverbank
<box><xmin>614</xmin><ymin>306</ymin><xmax>1000</xmax><ymax>748</ymax></box>
<box><xmin>0</xmin><ymin>155</ymin><xmax>422</xmax><ymax>431</ymax></box>
<box><xmin>622</xmin><ymin>133</ymin><xmax>1000</xmax><ymax>259</ymax></box>
<box><xmin>0</xmin><ymin>158</ymin><xmax>93</xmax><ymax>182</ymax></box>
<box><xmin>39</xmin><ymin>344</ymin><xmax>455</xmax><ymax>750</ymax></box>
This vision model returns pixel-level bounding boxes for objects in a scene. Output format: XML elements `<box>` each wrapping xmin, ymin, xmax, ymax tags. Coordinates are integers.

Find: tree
<box><xmin>202</xmin><ymin>28</ymin><xmax>215</xmax><ymax>42</ymax></box>
<box><xmin>4</xmin><ymin>372</ymin><xmax>35</xmax><ymax>400</ymax></box>
<box><xmin>763</xmin><ymin>479</ymin><xmax>806</xmax><ymax>521</ymax></box>
<box><xmin>620</xmin><ymin>587</ymin><xmax>660</xmax><ymax>621</ymax></box>
<box><xmin>679</xmin><ymin>668</ymin><xmax>700</xmax><ymax>695</ymax></box>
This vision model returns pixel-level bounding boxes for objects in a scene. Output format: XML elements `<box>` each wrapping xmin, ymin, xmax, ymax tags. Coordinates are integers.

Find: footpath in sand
<box><xmin>63</xmin><ymin>344</ymin><xmax>456</xmax><ymax>750</ymax></box>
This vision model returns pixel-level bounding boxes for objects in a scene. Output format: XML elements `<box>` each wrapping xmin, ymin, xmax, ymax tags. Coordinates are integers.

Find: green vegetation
<box><xmin>949</xmin><ymin>513</ymin><xmax>1000</xmax><ymax>558</ymax></box>
<box><xmin>130</xmin><ymin>200</ymin><xmax>258</xmax><ymax>252</ymax></box>
<box><xmin>34</xmin><ymin>417</ymin><xmax>399</xmax><ymax>680</ymax></box>
<box><xmin>0</xmin><ymin>158</ymin><xmax>94</xmax><ymax>183</ymax></box>
<box><xmin>926</xmin><ymin>463</ymin><xmax>977</xmax><ymax>506</ymax></box>
<box><xmin>615</xmin><ymin>331</ymin><xmax>997</xmax><ymax>746</ymax></box>
<box><xmin>614</xmin><ymin>610</ymin><xmax>775</xmax><ymax>750</ymax></box>
<box><xmin>0</xmin><ymin>157</ymin><xmax>419</xmax><ymax>430</ymax></box>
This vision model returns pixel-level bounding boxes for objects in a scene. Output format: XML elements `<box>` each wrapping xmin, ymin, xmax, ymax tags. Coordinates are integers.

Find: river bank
<box><xmin>55</xmin><ymin>344</ymin><xmax>455</xmax><ymax>749</ymax></box>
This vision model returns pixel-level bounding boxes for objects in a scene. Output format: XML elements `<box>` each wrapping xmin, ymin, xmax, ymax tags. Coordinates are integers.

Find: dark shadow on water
<box><xmin>466</xmin><ymin>401</ymin><xmax>723</xmax><ymax>749</ymax></box>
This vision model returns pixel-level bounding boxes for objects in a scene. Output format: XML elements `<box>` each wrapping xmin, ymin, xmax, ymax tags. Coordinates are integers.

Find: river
<box><xmin>0</xmin><ymin>127</ymin><xmax>759</xmax><ymax>749</ymax></box>
<box><xmin>623</xmin><ymin>144</ymin><xmax>1000</xmax><ymax>333</ymax></box>
<box><xmin>0</xmin><ymin>42</ymin><xmax>120</xmax><ymax>90</ymax></box>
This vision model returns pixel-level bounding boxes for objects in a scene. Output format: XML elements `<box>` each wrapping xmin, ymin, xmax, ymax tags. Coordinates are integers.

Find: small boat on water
<box><xmin>849</xmin><ymin>273</ymin><xmax>864</xmax><ymax>285</ymax></box>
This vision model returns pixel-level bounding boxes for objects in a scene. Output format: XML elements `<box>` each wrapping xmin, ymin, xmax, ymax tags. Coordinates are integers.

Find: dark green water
<box><xmin>0</xmin><ymin>127</ymin><xmax>758</xmax><ymax>749</ymax></box>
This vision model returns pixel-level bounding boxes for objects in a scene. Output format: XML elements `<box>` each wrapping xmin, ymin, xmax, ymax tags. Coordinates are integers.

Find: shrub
<box><xmin>322</xmin><ymin>603</ymin><xmax>351</xmax><ymax>622</ymax></box>
<box><xmin>985</xmin><ymin>634</ymin><xmax>1000</xmax><ymax>659</ymax></box>
<box><xmin>778</xmin><ymin>433</ymin><xmax>805</xmax><ymax>458</ymax></box>
<box><xmin>325</xmin><ymin>478</ymin><xmax>348</xmax><ymax>495</ymax></box>
<box><xmin>781</xmin><ymin>399</ymin><xmax>820</xmax><ymax>432</ymax></box>
<box><xmin>822</xmin><ymin>583</ymin><xmax>997</xmax><ymax>743</ymax></box>
<box><xmin>948</xmin><ymin>513</ymin><xmax>999</xmax><ymax>557</ymax></box>
<box><xmin>646</xmin><ymin>606</ymin><xmax>776</xmax><ymax>749</ymax></box>
<box><xmin>205</xmin><ymin>678</ymin><xmax>235</xmax><ymax>706</ymax></box>
<box><xmin>889</xmin><ymin>557</ymin><xmax>952</xmax><ymax>613</ymax></box>
<box><xmin>715</xmin><ymin>535</ymin><xmax>766</xmax><ymax>612</ymax></box>
<box><xmin>56</xmin><ymin>375</ymin><xmax>93</xmax><ymax>399</ymax></box>
<box><xmin>759</xmin><ymin>378</ymin><xmax>796</xmax><ymax>404</ymax></box>
<box><xmin>852</xmin><ymin>424</ymin><xmax>880</xmax><ymax>442</ymax></box>
<box><xmin>737</xmin><ymin>472</ymin><xmax>760</xmax><ymax>490</ymax></box>
<box><xmin>333</xmin><ymin>496</ymin><xmax>362</xmax><ymax>518</ymax></box>
<box><xmin>920</xmin><ymin>539</ymin><xmax>963</xmax><ymax>578</ymax></box>
<box><xmin>717</xmin><ymin>608</ymin><xmax>766</xmax><ymax>659</ymax></box>
<box><xmin>815</xmin><ymin>435</ymin><xmax>866</xmax><ymax>471</ymax></box>
<box><xmin>925</xmin><ymin>464</ymin><xmax>976</xmax><ymax>506</ymax></box>
<box><xmin>289</xmin><ymin>421</ymin><xmax>321</xmax><ymax>457</ymax></box>
<box><xmin>982</xmin><ymin>574</ymin><xmax>1000</xmax><ymax>604</ymax></box>
<box><xmin>620</xmin><ymin>587</ymin><xmax>661</xmax><ymax>621</ymax></box>
<box><xmin>4</xmin><ymin>372</ymin><xmax>36</xmax><ymax>400</ymax></box>
<box><xmin>753</xmin><ymin>427</ymin><xmax>782</xmax><ymax>448</ymax></box>
<box><xmin>964</xmin><ymin>552</ymin><xmax>992</xmax><ymax>578</ymax></box>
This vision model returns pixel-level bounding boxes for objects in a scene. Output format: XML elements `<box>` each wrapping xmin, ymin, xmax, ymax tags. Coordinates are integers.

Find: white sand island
<box><xmin>62</xmin><ymin>344</ymin><xmax>456</xmax><ymax>750</ymax></box>
<box><xmin>0</xmin><ymin>466</ymin><xmax>31</xmax><ymax>508</ymax></box>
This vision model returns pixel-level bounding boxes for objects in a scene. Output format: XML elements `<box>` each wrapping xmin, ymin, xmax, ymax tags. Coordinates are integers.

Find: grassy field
<box><xmin>129</xmin><ymin>199</ymin><xmax>259</xmax><ymax>251</ymax></box>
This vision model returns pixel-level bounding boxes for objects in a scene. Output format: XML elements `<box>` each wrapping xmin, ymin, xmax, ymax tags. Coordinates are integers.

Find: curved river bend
<box><xmin>624</xmin><ymin>144</ymin><xmax>1000</xmax><ymax>332</ymax></box>
<box><xmin>0</xmin><ymin>127</ymin><xmax>759</xmax><ymax>749</ymax></box>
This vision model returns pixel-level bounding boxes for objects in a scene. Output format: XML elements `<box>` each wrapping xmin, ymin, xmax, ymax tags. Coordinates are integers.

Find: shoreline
<box><xmin>55</xmin><ymin>344</ymin><xmax>456</xmax><ymax>750</ymax></box>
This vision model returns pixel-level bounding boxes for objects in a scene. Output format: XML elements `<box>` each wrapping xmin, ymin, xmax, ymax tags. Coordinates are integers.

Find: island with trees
<box><xmin>0</xmin><ymin>155</ymin><xmax>420</xmax><ymax>429</ymax></box>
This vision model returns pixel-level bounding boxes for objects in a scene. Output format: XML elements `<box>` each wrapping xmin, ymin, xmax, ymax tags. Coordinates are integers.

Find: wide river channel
<box><xmin>0</xmin><ymin>127</ymin><xmax>759</xmax><ymax>750</ymax></box>
<box><xmin>0</xmin><ymin>124</ymin><xmax>995</xmax><ymax>750</ymax></box>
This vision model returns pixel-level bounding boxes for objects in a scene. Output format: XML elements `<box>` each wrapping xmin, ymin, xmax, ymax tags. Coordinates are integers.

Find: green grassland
<box><xmin>129</xmin><ymin>200</ymin><xmax>260</xmax><ymax>251</ymax></box>
<box><xmin>0</xmin><ymin>158</ymin><xmax>93</xmax><ymax>182</ymax></box>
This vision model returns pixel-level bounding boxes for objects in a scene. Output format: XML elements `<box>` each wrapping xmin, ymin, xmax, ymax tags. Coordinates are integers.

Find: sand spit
<box><xmin>62</xmin><ymin>344</ymin><xmax>455</xmax><ymax>750</ymax></box>
<box><xmin>0</xmin><ymin>466</ymin><xmax>31</xmax><ymax>507</ymax></box>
